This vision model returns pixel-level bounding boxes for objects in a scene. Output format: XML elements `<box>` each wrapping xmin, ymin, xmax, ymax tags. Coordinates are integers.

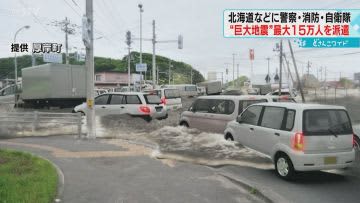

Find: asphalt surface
<box><xmin>0</xmin><ymin>136</ymin><xmax>267</xmax><ymax>203</ymax></box>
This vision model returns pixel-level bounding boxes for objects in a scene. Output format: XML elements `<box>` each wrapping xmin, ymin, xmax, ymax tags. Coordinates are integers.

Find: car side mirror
<box><xmin>236</xmin><ymin>115</ymin><xmax>244</xmax><ymax>123</ymax></box>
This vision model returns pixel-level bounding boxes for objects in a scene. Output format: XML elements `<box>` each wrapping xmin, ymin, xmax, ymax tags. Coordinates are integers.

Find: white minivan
<box><xmin>179</xmin><ymin>95</ymin><xmax>295</xmax><ymax>134</ymax></box>
<box><xmin>224</xmin><ymin>103</ymin><xmax>355</xmax><ymax>179</ymax></box>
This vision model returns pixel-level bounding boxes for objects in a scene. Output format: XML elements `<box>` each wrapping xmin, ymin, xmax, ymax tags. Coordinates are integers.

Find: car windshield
<box><xmin>144</xmin><ymin>94</ymin><xmax>161</xmax><ymax>104</ymax></box>
<box><xmin>303</xmin><ymin>109</ymin><xmax>352</xmax><ymax>135</ymax></box>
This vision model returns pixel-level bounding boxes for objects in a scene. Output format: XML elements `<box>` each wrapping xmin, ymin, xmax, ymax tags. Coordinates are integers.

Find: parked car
<box><xmin>73</xmin><ymin>92</ymin><xmax>167</xmax><ymax>121</ymax></box>
<box><xmin>144</xmin><ymin>88</ymin><xmax>182</xmax><ymax>111</ymax></box>
<box><xmin>179</xmin><ymin>95</ymin><xmax>295</xmax><ymax>133</ymax></box>
<box><xmin>266</xmin><ymin>88</ymin><xmax>297</xmax><ymax>97</ymax></box>
<box><xmin>224</xmin><ymin>103</ymin><xmax>355</xmax><ymax>179</ymax></box>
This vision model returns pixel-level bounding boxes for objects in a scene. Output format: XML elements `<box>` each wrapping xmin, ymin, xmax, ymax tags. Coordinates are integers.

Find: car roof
<box><xmin>197</xmin><ymin>95</ymin><xmax>274</xmax><ymax>100</ymax></box>
<box><xmin>251</xmin><ymin>102</ymin><xmax>346</xmax><ymax>110</ymax></box>
<box><xmin>105</xmin><ymin>92</ymin><xmax>146</xmax><ymax>95</ymax></box>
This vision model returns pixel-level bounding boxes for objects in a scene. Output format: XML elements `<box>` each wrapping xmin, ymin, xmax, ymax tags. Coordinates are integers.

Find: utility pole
<box><xmin>152</xmin><ymin>20</ymin><xmax>156</xmax><ymax>87</ymax></box>
<box><xmin>279</xmin><ymin>40</ymin><xmax>283</xmax><ymax>96</ymax></box>
<box><xmin>50</xmin><ymin>17</ymin><xmax>78</xmax><ymax>64</ymax></box>
<box><xmin>288</xmin><ymin>40</ymin><xmax>305</xmax><ymax>103</ymax></box>
<box><xmin>236</xmin><ymin>64</ymin><xmax>239</xmax><ymax>87</ymax></box>
<box><xmin>221</xmin><ymin>72</ymin><xmax>224</xmax><ymax>86</ymax></box>
<box><xmin>190</xmin><ymin>68</ymin><xmax>193</xmax><ymax>84</ymax></box>
<box><xmin>84</xmin><ymin>0</ymin><xmax>95</xmax><ymax>138</ymax></box>
<box><xmin>126</xmin><ymin>31</ymin><xmax>132</xmax><ymax>88</ymax></box>
<box><xmin>233</xmin><ymin>54</ymin><xmax>237</xmax><ymax>86</ymax></box>
<box><xmin>168</xmin><ymin>60</ymin><xmax>172</xmax><ymax>85</ymax></box>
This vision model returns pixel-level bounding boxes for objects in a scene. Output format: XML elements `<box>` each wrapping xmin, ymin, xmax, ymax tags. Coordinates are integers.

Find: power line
<box><xmin>18</xmin><ymin>0</ymin><xmax>56</xmax><ymax>37</ymax></box>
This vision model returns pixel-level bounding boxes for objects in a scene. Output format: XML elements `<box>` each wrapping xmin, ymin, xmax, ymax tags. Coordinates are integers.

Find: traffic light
<box><xmin>126</xmin><ymin>31</ymin><xmax>132</xmax><ymax>46</ymax></box>
<box><xmin>178</xmin><ymin>35</ymin><xmax>183</xmax><ymax>49</ymax></box>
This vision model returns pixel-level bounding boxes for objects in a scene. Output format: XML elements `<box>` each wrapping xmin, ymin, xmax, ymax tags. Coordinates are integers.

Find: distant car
<box><xmin>224</xmin><ymin>103</ymin><xmax>355</xmax><ymax>179</ymax></box>
<box><xmin>144</xmin><ymin>88</ymin><xmax>182</xmax><ymax>111</ymax></box>
<box><xmin>73</xmin><ymin>92</ymin><xmax>167</xmax><ymax>121</ymax></box>
<box><xmin>179</xmin><ymin>95</ymin><xmax>295</xmax><ymax>133</ymax></box>
<box><xmin>267</xmin><ymin>88</ymin><xmax>296</xmax><ymax>97</ymax></box>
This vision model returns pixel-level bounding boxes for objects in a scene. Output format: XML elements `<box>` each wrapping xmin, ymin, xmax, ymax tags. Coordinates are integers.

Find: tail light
<box><xmin>291</xmin><ymin>132</ymin><xmax>304</xmax><ymax>151</ymax></box>
<box><xmin>353</xmin><ymin>134</ymin><xmax>356</xmax><ymax>148</ymax></box>
<box><xmin>139</xmin><ymin>105</ymin><xmax>150</xmax><ymax>114</ymax></box>
<box><xmin>160</xmin><ymin>97</ymin><xmax>167</xmax><ymax>105</ymax></box>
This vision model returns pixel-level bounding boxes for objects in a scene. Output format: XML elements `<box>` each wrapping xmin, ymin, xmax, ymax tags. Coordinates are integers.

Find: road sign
<box><xmin>43</xmin><ymin>53</ymin><xmax>63</xmax><ymax>63</ymax></box>
<box><xmin>136</xmin><ymin>63</ymin><xmax>147</xmax><ymax>72</ymax></box>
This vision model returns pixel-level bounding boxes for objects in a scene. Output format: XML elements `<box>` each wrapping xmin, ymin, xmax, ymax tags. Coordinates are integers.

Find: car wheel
<box><xmin>275</xmin><ymin>153</ymin><xmax>295</xmax><ymax>180</ymax></box>
<box><xmin>180</xmin><ymin>121</ymin><xmax>189</xmax><ymax>127</ymax></box>
<box><xmin>225</xmin><ymin>133</ymin><xmax>234</xmax><ymax>141</ymax></box>
<box><xmin>354</xmin><ymin>135</ymin><xmax>360</xmax><ymax>151</ymax></box>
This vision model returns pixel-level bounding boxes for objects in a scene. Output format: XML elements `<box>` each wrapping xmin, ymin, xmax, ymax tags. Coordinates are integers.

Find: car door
<box><xmin>206</xmin><ymin>99</ymin><xmax>236</xmax><ymax>133</ymax></box>
<box><xmin>233</xmin><ymin>105</ymin><xmax>263</xmax><ymax>147</ymax></box>
<box><xmin>94</xmin><ymin>94</ymin><xmax>111</xmax><ymax>116</ymax></box>
<box><xmin>107</xmin><ymin>94</ymin><xmax>125</xmax><ymax>115</ymax></box>
<box><xmin>253</xmin><ymin>106</ymin><xmax>287</xmax><ymax>155</ymax></box>
<box><xmin>186</xmin><ymin>99</ymin><xmax>210</xmax><ymax>130</ymax></box>
<box><xmin>124</xmin><ymin>95</ymin><xmax>142</xmax><ymax>115</ymax></box>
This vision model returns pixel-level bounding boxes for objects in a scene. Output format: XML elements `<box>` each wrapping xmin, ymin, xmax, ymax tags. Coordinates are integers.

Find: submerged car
<box><xmin>224</xmin><ymin>103</ymin><xmax>355</xmax><ymax>179</ymax></box>
<box><xmin>179</xmin><ymin>95</ymin><xmax>295</xmax><ymax>133</ymax></box>
<box><xmin>73</xmin><ymin>92</ymin><xmax>167</xmax><ymax>121</ymax></box>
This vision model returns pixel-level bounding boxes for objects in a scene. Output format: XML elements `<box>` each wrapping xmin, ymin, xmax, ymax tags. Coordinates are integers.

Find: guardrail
<box><xmin>0</xmin><ymin>111</ymin><xmax>82</xmax><ymax>137</ymax></box>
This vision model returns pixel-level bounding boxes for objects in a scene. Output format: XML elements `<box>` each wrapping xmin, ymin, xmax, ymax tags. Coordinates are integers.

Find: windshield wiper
<box><xmin>328</xmin><ymin>128</ymin><xmax>338</xmax><ymax>138</ymax></box>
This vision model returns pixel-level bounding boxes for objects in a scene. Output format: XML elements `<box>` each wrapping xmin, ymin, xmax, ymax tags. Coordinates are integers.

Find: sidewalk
<box><xmin>0</xmin><ymin>135</ymin><xmax>268</xmax><ymax>203</ymax></box>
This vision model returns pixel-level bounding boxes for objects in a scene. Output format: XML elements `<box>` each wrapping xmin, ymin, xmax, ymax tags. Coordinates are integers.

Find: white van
<box><xmin>224</xmin><ymin>103</ymin><xmax>355</xmax><ymax>179</ymax></box>
<box><xmin>144</xmin><ymin>88</ymin><xmax>182</xmax><ymax>111</ymax></box>
<box><xmin>179</xmin><ymin>95</ymin><xmax>295</xmax><ymax>134</ymax></box>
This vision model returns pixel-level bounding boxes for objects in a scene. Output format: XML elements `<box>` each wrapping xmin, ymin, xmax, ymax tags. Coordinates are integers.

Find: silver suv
<box><xmin>224</xmin><ymin>103</ymin><xmax>355</xmax><ymax>180</ymax></box>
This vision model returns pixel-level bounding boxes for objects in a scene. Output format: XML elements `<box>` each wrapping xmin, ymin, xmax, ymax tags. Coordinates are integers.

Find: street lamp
<box><xmin>14</xmin><ymin>25</ymin><xmax>30</xmax><ymax>107</ymax></box>
<box><xmin>138</xmin><ymin>3</ymin><xmax>144</xmax><ymax>81</ymax></box>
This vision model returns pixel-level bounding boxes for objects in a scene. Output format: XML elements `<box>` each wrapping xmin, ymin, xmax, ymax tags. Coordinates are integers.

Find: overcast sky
<box><xmin>1</xmin><ymin>0</ymin><xmax>360</xmax><ymax>81</ymax></box>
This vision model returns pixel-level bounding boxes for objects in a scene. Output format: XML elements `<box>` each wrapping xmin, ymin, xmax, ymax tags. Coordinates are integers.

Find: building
<box><xmin>94</xmin><ymin>71</ymin><xmax>143</xmax><ymax>88</ymax></box>
<box><xmin>354</xmin><ymin>72</ymin><xmax>360</xmax><ymax>86</ymax></box>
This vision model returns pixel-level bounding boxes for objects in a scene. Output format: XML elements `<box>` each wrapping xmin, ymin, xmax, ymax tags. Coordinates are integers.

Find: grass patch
<box><xmin>0</xmin><ymin>149</ymin><xmax>58</xmax><ymax>203</ymax></box>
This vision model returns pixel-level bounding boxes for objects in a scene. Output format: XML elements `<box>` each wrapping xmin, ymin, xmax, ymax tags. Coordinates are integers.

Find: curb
<box><xmin>25</xmin><ymin>154</ymin><xmax>65</xmax><ymax>203</ymax></box>
<box><xmin>217</xmin><ymin>170</ymin><xmax>289</xmax><ymax>203</ymax></box>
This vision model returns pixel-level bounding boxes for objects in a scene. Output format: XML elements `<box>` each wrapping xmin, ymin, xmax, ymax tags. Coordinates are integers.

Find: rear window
<box><xmin>144</xmin><ymin>95</ymin><xmax>161</xmax><ymax>104</ymax></box>
<box><xmin>164</xmin><ymin>89</ymin><xmax>180</xmax><ymax>99</ymax></box>
<box><xmin>272</xmin><ymin>98</ymin><xmax>296</xmax><ymax>103</ymax></box>
<box><xmin>303</xmin><ymin>109</ymin><xmax>352</xmax><ymax>135</ymax></box>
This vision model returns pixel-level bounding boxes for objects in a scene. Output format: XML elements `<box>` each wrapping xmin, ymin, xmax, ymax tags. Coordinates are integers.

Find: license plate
<box><xmin>324</xmin><ymin>157</ymin><xmax>337</xmax><ymax>165</ymax></box>
<box><xmin>155</xmin><ymin>106</ymin><xmax>162</xmax><ymax>112</ymax></box>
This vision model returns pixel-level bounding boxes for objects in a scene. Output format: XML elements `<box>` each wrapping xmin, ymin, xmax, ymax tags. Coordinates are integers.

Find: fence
<box><xmin>0</xmin><ymin>111</ymin><xmax>82</xmax><ymax>137</ymax></box>
<box><xmin>305</xmin><ymin>87</ymin><xmax>360</xmax><ymax>104</ymax></box>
